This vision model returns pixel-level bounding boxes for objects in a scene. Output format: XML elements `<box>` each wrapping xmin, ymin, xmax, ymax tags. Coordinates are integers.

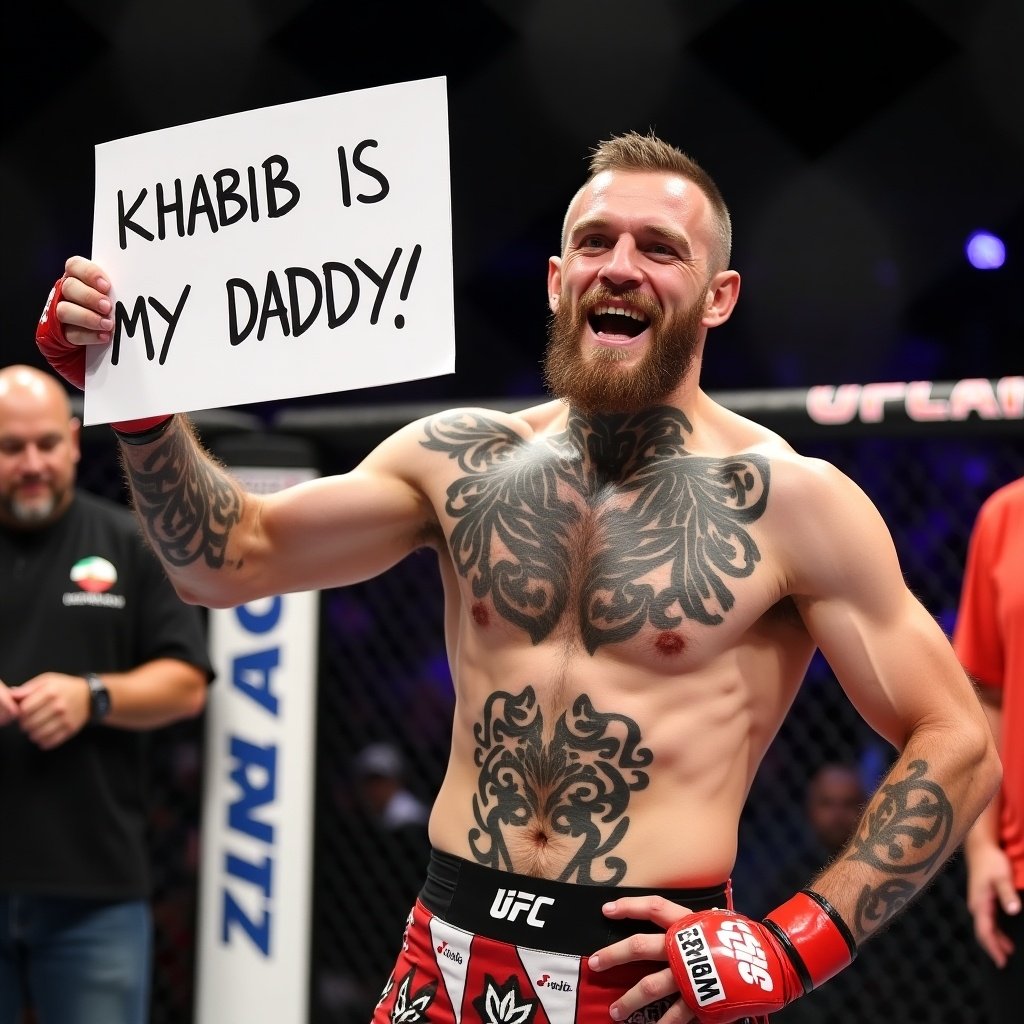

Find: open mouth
<box><xmin>587</xmin><ymin>304</ymin><xmax>650</xmax><ymax>341</ymax></box>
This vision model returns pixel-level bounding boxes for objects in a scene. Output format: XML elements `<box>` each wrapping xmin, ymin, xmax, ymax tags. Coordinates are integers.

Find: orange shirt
<box><xmin>953</xmin><ymin>477</ymin><xmax>1024</xmax><ymax>889</ymax></box>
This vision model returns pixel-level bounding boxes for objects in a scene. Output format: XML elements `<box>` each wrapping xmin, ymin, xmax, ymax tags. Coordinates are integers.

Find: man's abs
<box><xmin>427</xmin><ymin>629</ymin><xmax>812</xmax><ymax>888</ymax></box>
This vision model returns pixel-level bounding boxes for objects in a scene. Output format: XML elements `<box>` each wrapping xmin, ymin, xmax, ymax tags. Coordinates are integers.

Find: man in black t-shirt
<box><xmin>0</xmin><ymin>365</ymin><xmax>214</xmax><ymax>1024</ymax></box>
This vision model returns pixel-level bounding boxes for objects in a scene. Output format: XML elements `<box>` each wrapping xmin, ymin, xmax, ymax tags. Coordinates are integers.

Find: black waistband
<box><xmin>419</xmin><ymin>849</ymin><xmax>729</xmax><ymax>956</ymax></box>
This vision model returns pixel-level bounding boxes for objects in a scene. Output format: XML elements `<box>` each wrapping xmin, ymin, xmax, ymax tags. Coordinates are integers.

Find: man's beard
<box><xmin>2</xmin><ymin>487</ymin><xmax>59</xmax><ymax>527</ymax></box>
<box><xmin>542</xmin><ymin>287</ymin><xmax>706</xmax><ymax>415</ymax></box>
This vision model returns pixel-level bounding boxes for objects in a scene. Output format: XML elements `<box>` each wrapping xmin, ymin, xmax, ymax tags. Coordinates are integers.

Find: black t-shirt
<box><xmin>0</xmin><ymin>490</ymin><xmax>214</xmax><ymax>899</ymax></box>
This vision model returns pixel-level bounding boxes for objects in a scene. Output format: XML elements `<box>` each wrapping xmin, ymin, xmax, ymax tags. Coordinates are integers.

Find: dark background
<box><xmin>3</xmin><ymin>0</ymin><xmax>1021</xmax><ymax>408</ymax></box>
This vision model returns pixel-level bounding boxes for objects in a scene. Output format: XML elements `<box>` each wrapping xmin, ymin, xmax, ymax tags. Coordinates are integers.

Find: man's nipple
<box><xmin>472</xmin><ymin>601</ymin><xmax>490</xmax><ymax>626</ymax></box>
<box><xmin>655</xmin><ymin>631</ymin><xmax>686</xmax><ymax>655</ymax></box>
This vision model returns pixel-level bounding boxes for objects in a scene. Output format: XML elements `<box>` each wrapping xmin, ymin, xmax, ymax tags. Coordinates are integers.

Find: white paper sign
<box><xmin>85</xmin><ymin>76</ymin><xmax>454</xmax><ymax>425</ymax></box>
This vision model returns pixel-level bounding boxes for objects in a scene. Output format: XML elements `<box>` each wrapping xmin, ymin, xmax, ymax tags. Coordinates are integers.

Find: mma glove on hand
<box><xmin>665</xmin><ymin>889</ymin><xmax>857</xmax><ymax>1024</ymax></box>
<box><xmin>36</xmin><ymin>275</ymin><xmax>172</xmax><ymax>443</ymax></box>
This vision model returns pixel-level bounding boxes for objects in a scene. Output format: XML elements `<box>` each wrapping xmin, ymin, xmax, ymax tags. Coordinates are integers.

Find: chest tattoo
<box><xmin>422</xmin><ymin>407</ymin><xmax>770</xmax><ymax>651</ymax></box>
<box><xmin>470</xmin><ymin>685</ymin><xmax>652</xmax><ymax>883</ymax></box>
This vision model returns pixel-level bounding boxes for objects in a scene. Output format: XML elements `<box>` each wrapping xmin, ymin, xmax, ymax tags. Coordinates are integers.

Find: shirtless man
<box><xmin>36</xmin><ymin>131</ymin><xmax>1000</xmax><ymax>1024</ymax></box>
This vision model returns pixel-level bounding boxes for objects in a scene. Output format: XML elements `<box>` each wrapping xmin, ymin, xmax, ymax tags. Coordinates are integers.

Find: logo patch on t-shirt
<box><xmin>70</xmin><ymin>556</ymin><xmax>117</xmax><ymax>593</ymax></box>
<box><xmin>62</xmin><ymin>556</ymin><xmax>126</xmax><ymax>608</ymax></box>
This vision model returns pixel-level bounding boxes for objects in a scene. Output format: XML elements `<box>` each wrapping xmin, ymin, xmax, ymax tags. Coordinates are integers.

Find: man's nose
<box><xmin>598</xmin><ymin>236</ymin><xmax>643</xmax><ymax>289</ymax></box>
<box><xmin>19</xmin><ymin>445</ymin><xmax>46</xmax><ymax>472</ymax></box>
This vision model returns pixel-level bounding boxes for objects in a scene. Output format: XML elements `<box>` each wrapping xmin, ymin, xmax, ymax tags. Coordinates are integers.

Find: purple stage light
<box><xmin>965</xmin><ymin>230</ymin><xmax>1006</xmax><ymax>270</ymax></box>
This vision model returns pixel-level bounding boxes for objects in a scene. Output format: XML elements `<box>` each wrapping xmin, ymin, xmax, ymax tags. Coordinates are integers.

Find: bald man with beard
<box><xmin>0</xmin><ymin>365</ymin><xmax>213</xmax><ymax>1024</ymax></box>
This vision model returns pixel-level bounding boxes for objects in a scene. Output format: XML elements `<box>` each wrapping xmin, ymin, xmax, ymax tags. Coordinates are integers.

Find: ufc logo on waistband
<box><xmin>489</xmin><ymin>888</ymin><xmax>555</xmax><ymax>927</ymax></box>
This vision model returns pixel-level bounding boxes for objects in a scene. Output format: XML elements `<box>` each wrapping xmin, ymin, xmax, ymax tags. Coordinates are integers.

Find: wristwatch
<box><xmin>84</xmin><ymin>672</ymin><xmax>111</xmax><ymax>722</ymax></box>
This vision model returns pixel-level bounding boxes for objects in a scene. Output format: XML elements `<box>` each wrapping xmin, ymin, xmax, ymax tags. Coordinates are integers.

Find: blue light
<box><xmin>965</xmin><ymin>230</ymin><xmax>1006</xmax><ymax>270</ymax></box>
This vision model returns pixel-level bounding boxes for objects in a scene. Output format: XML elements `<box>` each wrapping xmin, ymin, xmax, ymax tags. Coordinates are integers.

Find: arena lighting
<box><xmin>965</xmin><ymin>229</ymin><xmax>1006</xmax><ymax>269</ymax></box>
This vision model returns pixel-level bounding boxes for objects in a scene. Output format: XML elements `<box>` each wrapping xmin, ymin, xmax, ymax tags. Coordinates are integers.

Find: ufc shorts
<box><xmin>372</xmin><ymin>849</ymin><xmax>735</xmax><ymax>1024</ymax></box>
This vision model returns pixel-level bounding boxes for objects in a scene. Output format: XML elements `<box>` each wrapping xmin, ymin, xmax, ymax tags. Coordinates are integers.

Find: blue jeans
<box><xmin>0</xmin><ymin>894</ymin><xmax>152</xmax><ymax>1024</ymax></box>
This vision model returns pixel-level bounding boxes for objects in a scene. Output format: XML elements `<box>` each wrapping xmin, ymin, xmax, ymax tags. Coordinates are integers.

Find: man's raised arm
<box><xmin>36</xmin><ymin>257</ymin><xmax>434</xmax><ymax>608</ymax></box>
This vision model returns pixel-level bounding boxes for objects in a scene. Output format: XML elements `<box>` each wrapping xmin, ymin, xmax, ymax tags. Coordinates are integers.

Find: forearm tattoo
<box><xmin>845</xmin><ymin>759</ymin><xmax>954</xmax><ymax>937</ymax></box>
<box><xmin>422</xmin><ymin>407</ymin><xmax>770</xmax><ymax>652</ymax></box>
<box><xmin>469</xmin><ymin>685</ymin><xmax>652</xmax><ymax>883</ymax></box>
<box><xmin>125</xmin><ymin>424</ymin><xmax>243</xmax><ymax>569</ymax></box>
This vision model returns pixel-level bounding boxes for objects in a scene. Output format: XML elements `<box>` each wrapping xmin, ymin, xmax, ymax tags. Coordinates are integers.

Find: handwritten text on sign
<box><xmin>85</xmin><ymin>76</ymin><xmax>454</xmax><ymax>425</ymax></box>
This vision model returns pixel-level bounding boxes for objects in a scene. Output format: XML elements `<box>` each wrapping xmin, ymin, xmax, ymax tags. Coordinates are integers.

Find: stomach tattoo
<box><xmin>469</xmin><ymin>685</ymin><xmax>652</xmax><ymax>884</ymax></box>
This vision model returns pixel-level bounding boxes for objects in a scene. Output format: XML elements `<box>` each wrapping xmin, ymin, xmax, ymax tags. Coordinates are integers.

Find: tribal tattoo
<box><xmin>422</xmin><ymin>407</ymin><xmax>770</xmax><ymax>652</ymax></box>
<box><xmin>469</xmin><ymin>685</ymin><xmax>652</xmax><ymax>883</ymax></box>
<box><xmin>846</xmin><ymin>759</ymin><xmax>954</xmax><ymax>937</ymax></box>
<box><xmin>126</xmin><ymin>426</ymin><xmax>243</xmax><ymax>569</ymax></box>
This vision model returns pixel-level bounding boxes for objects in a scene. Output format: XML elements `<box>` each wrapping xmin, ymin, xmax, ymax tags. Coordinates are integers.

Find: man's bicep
<box><xmin>256</xmin><ymin>457</ymin><xmax>435</xmax><ymax>593</ymax></box>
<box><xmin>788</xmin><ymin>477</ymin><xmax>971</xmax><ymax>747</ymax></box>
<box><xmin>802</xmin><ymin>584</ymin><xmax>974</xmax><ymax>750</ymax></box>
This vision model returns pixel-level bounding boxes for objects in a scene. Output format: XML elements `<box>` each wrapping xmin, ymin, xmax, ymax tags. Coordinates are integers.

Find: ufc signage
<box><xmin>806</xmin><ymin>376</ymin><xmax>1023</xmax><ymax>426</ymax></box>
<box><xmin>489</xmin><ymin>888</ymin><xmax>555</xmax><ymax>928</ymax></box>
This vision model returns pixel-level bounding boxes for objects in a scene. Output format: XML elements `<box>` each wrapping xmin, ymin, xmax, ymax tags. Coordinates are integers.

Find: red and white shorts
<box><xmin>372</xmin><ymin>850</ymin><xmax>740</xmax><ymax>1024</ymax></box>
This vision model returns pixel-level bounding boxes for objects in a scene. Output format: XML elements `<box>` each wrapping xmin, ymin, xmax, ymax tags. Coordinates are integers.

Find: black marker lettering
<box><xmin>215</xmin><ymin>168</ymin><xmax>247</xmax><ymax>226</ymax></box>
<box><xmin>264</xmin><ymin>156</ymin><xmax>300</xmax><ymax>218</ymax></box>
<box><xmin>354</xmin><ymin>247</ymin><xmax>402</xmax><ymax>325</ymax></box>
<box><xmin>155</xmin><ymin>179</ymin><xmax>185</xmax><ymax>241</ymax></box>
<box><xmin>352</xmin><ymin>139</ymin><xmax>390</xmax><ymax>204</ymax></box>
<box><xmin>323</xmin><ymin>263</ymin><xmax>359</xmax><ymax>327</ymax></box>
<box><xmin>118</xmin><ymin>189</ymin><xmax>154</xmax><ymax>250</ymax></box>
<box><xmin>227</xmin><ymin>279</ymin><xmax>258</xmax><ymax>346</ymax></box>
<box><xmin>257</xmin><ymin>272</ymin><xmax>290</xmax><ymax>340</ymax></box>
<box><xmin>188</xmin><ymin>177</ymin><xmax>218</xmax><ymax>237</ymax></box>
<box><xmin>285</xmin><ymin>267</ymin><xmax>323</xmax><ymax>337</ymax></box>
<box><xmin>147</xmin><ymin>285</ymin><xmax>192</xmax><ymax>364</ymax></box>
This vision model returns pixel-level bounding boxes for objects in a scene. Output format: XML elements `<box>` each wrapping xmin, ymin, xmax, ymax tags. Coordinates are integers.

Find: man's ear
<box><xmin>703</xmin><ymin>270</ymin><xmax>741</xmax><ymax>327</ymax></box>
<box><xmin>69</xmin><ymin>416</ymin><xmax>82</xmax><ymax>466</ymax></box>
<box><xmin>547</xmin><ymin>256</ymin><xmax>562</xmax><ymax>314</ymax></box>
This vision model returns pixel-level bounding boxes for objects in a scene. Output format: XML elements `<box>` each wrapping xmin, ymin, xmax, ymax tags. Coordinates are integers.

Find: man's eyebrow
<box><xmin>569</xmin><ymin>217</ymin><xmax>692</xmax><ymax>252</ymax></box>
<box><xmin>0</xmin><ymin>431</ymin><xmax>62</xmax><ymax>446</ymax></box>
<box><xmin>568</xmin><ymin>216</ymin><xmax>611</xmax><ymax>239</ymax></box>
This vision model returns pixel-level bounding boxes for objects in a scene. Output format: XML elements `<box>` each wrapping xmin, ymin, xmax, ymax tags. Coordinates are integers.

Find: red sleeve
<box><xmin>953</xmin><ymin>496</ymin><xmax>1004</xmax><ymax>689</ymax></box>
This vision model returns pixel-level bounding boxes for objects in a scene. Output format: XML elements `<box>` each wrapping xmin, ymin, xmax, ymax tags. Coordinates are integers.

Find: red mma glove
<box><xmin>36</xmin><ymin>276</ymin><xmax>86</xmax><ymax>390</ymax></box>
<box><xmin>666</xmin><ymin>889</ymin><xmax>856</xmax><ymax>1023</ymax></box>
<box><xmin>36</xmin><ymin>275</ymin><xmax>172</xmax><ymax>443</ymax></box>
